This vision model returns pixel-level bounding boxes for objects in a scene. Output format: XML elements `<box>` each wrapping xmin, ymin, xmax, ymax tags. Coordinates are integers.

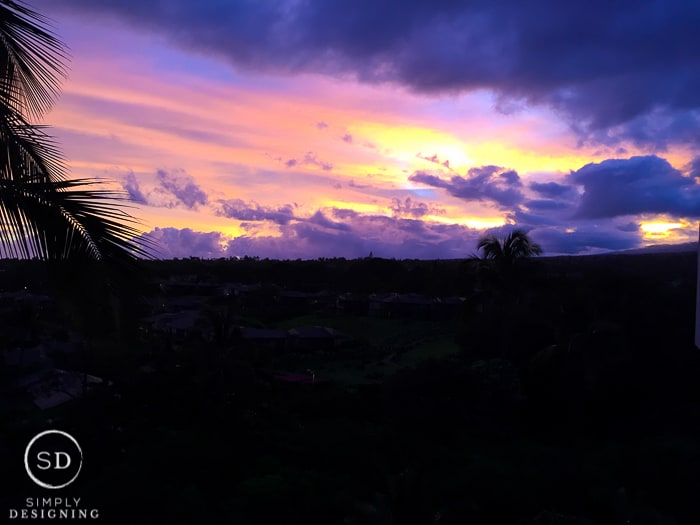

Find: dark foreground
<box><xmin>0</xmin><ymin>251</ymin><xmax>698</xmax><ymax>524</ymax></box>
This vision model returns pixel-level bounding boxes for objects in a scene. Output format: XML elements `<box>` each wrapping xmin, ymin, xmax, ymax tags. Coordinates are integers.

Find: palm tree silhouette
<box><xmin>476</xmin><ymin>229</ymin><xmax>543</xmax><ymax>268</ymax></box>
<box><xmin>0</xmin><ymin>0</ymin><xmax>151</xmax><ymax>261</ymax></box>
<box><xmin>473</xmin><ymin>228</ymin><xmax>542</xmax><ymax>301</ymax></box>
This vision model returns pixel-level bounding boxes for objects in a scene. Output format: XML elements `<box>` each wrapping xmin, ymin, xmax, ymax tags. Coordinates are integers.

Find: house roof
<box><xmin>14</xmin><ymin>368</ymin><xmax>103</xmax><ymax>410</ymax></box>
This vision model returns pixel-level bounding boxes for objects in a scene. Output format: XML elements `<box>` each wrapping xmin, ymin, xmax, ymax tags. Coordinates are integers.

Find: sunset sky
<box><xmin>34</xmin><ymin>0</ymin><xmax>700</xmax><ymax>259</ymax></box>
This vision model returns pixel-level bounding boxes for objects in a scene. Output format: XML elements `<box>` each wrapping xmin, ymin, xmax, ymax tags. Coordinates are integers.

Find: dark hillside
<box><xmin>0</xmin><ymin>251</ymin><xmax>698</xmax><ymax>524</ymax></box>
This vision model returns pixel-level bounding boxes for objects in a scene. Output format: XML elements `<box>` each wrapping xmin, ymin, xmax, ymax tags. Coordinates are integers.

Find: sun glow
<box><xmin>640</xmin><ymin>221</ymin><xmax>684</xmax><ymax>237</ymax></box>
<box><xmin>351</xmin><ymin>123</ymin><xmax>473</xmax><ymax>170</ymax></box>
<box><xmin>429</xmin><ymin>215</ymin><xmax>506</xmax><ymax>229</ymax></box>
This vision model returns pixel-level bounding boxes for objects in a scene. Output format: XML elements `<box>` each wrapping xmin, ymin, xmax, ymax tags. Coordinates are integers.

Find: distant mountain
<box><xmin>616</xmin><ymin>241</ymin><xmax>698</xmax><ymax>255</ymax></box>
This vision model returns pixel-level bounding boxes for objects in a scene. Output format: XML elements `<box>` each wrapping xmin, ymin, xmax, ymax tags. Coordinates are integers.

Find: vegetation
<box><xmin>0</xmin><ymin>0</ymin><xmax>150</xmax><ymax>261</ymax></box>
<box><xmin>0</xmin><ymin>4</ymin><xmax>696</xmax><ymax>524</ymax></box>
<box><xmin>1</xmin><ymin>250</ymin><xmax>697</xmax><ymax>524</ymax></box>
<box><xmin>475</xmin><ymin>228</ymin><xmax>543</xmax><ymax>281</ymax></box>
<box><xmin>477</xmin><ymin>229</ymin><xmax>543</xmax><ymax>264</ymax></box>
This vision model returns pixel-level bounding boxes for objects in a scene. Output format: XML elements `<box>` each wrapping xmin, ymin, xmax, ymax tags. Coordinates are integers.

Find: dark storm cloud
<box><xmin>524</xmin><ymin>199</ymin><xmax>570</xmax><ymax>211</ymax></box>
<box><xmin>689</xmin><ymin>156</ymin><xmax>700</xmax><ymax>180</ymax></box>
<box><xmin>531</xmin><ymin>225</ymin><xmax>641</xmax><ymax>255</ymax></box>
<box><xmin>216</xmin><ymin>199</ymin><xmax>297</xmax><ymax>225</ymax></box>
<box><xmin>409</xmin><ymin>165</ymin><xmax>524</xmax><ymax>208</ymax></box>
<box><xmin>507</xmin><ymin>208</ymin><xmax>563</xmax><ymax>227</ymax></box>
<box><xmin>481</xmin><ymin>219</ymin><xmax>643</xmax><ymax>255</ymax></box>
<box><xmin>53</xmin><ymin>0</ymin><xmax>700</xmax><ymax>147</ymax></box>
<box><xmin>156</xmin><ymin>169</ymin><xmax>208</xmax><ymax>209</ymax></box>
<box><xmin>618</xmin><ymin>222</ymin><xmax>640</xmax><ymax>232</ymax></box>
<box><xmin>529</xmin><ymin>181</ymin><xmax>575</xmax><ymax>199</ymax></box>
<box><xmin>569</xmin><ymin>155</ymin><xmax>700</xmax><ymax>219</ymax></box>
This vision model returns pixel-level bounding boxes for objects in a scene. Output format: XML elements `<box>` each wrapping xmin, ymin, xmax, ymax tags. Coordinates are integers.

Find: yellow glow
<box><xmin>349</xmin><ymin>122</ymin><xmax>600</xmax><ymax>176</ymax></box>
<box><xmin>468</xmin><ymin>141</ymin><xmax>592</xmax><ymax>173</ymax></box>
<box><xmin>640</xmin><ymin>221</ymin><xmax>683</xmax><ymax>236</ymax></box>
<box><xmin>351</xmin><ymin>123</ymin><xmax>473</xmax><ymax>170</ymax></box>
<box><xmin>50</xmin><ymin>47</ymin><xmax>700</xmax><ymax>260</ymax></box>
<box><xmin>217</xmin><ymin>224</ymin><xmax>248</xmax><ymax>238</ymax></box>
<box><xmin>430</xmin><ymin>215</ymin><xmax>506</xmax><ymax>229</ymax></box>
<box><xmin>638</xmin><ymin>218</ymin><xmax>699</xmax><ymax>244</ymax></box>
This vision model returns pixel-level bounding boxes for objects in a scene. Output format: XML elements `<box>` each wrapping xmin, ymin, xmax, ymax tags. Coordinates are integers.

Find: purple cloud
<box><xmin>51</xmin><ymin>0</ymin><xmax>700</xmax><ymax>147</ymax></box>
<box><xmin>303</xmin><ymin>152</ymin><xmax>333</xmax><ymax>171</ymax></box>
<box><xmin>138</xmin><ymin>194</ymin><xmax>671</xmax><ymax>259</ymax></box>
<box><xmin>139</xmin><ymin>207</ymin><xmax>487</xmax><ymax>260</ymax></box>
<box><xmin>523</xmin><ymin>199</ymin><xmax>570</xmax><ymax>211</ymax></box>
<box><xmin>409</xmin><ymin>165</ymin><xmax>524</xmax><ymax>208</ymax></box>
<box><xmin>217</xmin><ymin>199</ymin><xmax>297</xmax><ymax>225</ymax></box>
<box><xmin>529</xmin><ymin>181</ymin><xmax>575</xmax><ymax>199</ymax></box>
<box><xmin>389</xmin><ymin>197</ymin><xmax>444</xmax><ymax>218</ymax></box>
<box><xmin>418</xmin><ymin>153</ymin><xmax>454</xmax><ymax>171</ymax></box>
<box><xmin>156</xmin><ymin>169</ymin><xmax>208</xmax><ymax>209</ymax></box>
<box><xmin>530</xmin><ymin>225</ymin><xmax>642</xmax><ymax>255</ymax></box>
<box><xmin>689</xmin><ymin>156</ymin><xmax>700</xmax><ymax>180</ymax></box>
<box><xmin>331</xmin><ymin>208</ymin><xmax>359</xmax><ymax>220</ymax></box>
<box><xmin>307</xmin><ymin>210</ymin><xmax>351</xmax><ymax>231</ymax></box>
<box><xmin>285</xmin><ymin>152</ymin><xmax>333</xmax><ymax>171</ymax></box>
<box><xmin>143</xmin><ymin>227</ymin><xmax>227</xmax><ymax>259</ymax></box>
<box><xmin>122</xmin><ymin>171</ymin><xmax>147</xmax><ymax>204</ymax></box>
<box><xmin>570</xmin><ymin>155</ymin><xmax>700</xmax><ymax>219</ymax></box>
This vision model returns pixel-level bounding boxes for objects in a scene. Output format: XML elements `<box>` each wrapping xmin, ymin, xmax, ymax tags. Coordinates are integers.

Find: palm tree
<box><xmin>473</xmin><ymin>228</ymin><xmax>542</xmax><ymax>298</ymax></box>
<box><xmin>0</xmin><ymin>0</ymin><xmax>151</xmax><ymax>261</ymax></box>
<box><xmin>461</xmin><ymin>230</ymin><xmax>544</xmax><ymax>360</ymax></box>
<box><xmin>476</xmin><ymin>228</ymin><xmax>542</xmax><ymax>269</ymax></box>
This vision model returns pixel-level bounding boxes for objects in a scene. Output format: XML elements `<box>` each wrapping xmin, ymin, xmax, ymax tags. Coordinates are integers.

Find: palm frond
<box><xmin>0</xmin><ymin>109</ymin><xmax>66</xmax><ymax>181</ymax></box>
<box><xmin>504</xmin><ymin>229</ymin><xmax>543</xmax><ymax>259</ymax></box>
<box><xmin>477</xmin><ymin>235</ymin><xmax>505</xmax><ymax>261</ymax></box>
<box><xmin>0</xmin><ymin>177</ymin><xmax>157</xmax><ymax>260</ymax></box>
<box><xmin>0</xmin><ymin>2</ymin><xmax>156</xmax><ymax>262</ymax></box>
<box><xmin>476</xmin><ymin>229</ymin><xmax>542</xmax><ymax>265</ymax></box>
<box><xmin>0</xmin><ymin>0</ymin><xmax>68</xmax><ymax>119</ymax></box>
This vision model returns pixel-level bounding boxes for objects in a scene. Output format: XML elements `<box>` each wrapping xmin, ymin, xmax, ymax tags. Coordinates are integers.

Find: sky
<box><xmin>32</xmin><ymin>0</ymin><xmax>700</xmax><ymax>259</ymax></box>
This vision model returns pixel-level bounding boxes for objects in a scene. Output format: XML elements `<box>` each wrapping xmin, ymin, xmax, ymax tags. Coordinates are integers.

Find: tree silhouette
<box><xmin>469</xmin><ymin>228</ymin><xmax>542</xmax><ymax>313</ymax></box>
<box><xmin>476</xmin><ymin>229</ymin><xmax>543</xmax><ymax>269</ymax></box>
<box><xmin>0</xmin><ymin>0</ymin><xmax>151</xmax><ymax>261</ymax></box>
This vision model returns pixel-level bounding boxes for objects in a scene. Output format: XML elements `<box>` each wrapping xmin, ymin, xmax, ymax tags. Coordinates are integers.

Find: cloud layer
<box><xmin>410</xmin><ymin>166</ymin><xmax>524</xmax><ymax>209</ymax></box>
<box><xmin>128</xmin><ymin>154</ymin><xmax>699</xmax><ymax>259</ymax></box>
<box><xmin>570</xmin><ymin>156</ymin><xmax>700</xmax><ymax>219</ymax></box>
<box><xmin>53</xmin><ymin>0</ymin><xmax>700</xmax><ymax>147</ymax></box>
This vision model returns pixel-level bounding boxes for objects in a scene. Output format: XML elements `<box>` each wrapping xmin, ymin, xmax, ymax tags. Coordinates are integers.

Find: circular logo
<box><xmin>24</xmin><ymin>430</ymin><xmax>83</xmax><ymax>490</ymax></box>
